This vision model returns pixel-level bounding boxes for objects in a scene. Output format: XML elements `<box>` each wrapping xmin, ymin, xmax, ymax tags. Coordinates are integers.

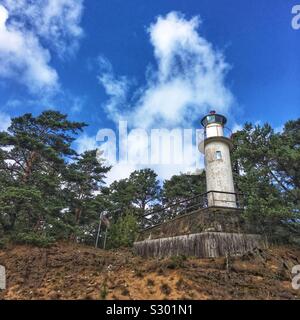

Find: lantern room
<box><xmin>201</xmin><ymin>111</ymin><xmax>227</xmax><ymax>139</ymax></box>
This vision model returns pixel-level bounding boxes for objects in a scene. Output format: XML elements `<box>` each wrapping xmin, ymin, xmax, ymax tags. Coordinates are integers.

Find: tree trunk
<box><xmin>75</xmin><ymin>207</ymin><xmax>82</xmax><ymax>225</ymax></box>
<box><xmin>22</xmin><ymin>151</ymin><xmax>38</xmax><ymax>183</ymax></box>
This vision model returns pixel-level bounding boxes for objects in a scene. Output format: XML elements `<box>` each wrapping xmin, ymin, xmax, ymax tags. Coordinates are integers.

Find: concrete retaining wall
<box><xmin>134</xmin><ymin>232</ymin><xmax>262</xmax><ymax>259</ymax></box>
<box><xmin>137</xmin><ymin>207</ymin><xmax>245</xmax><ymax>242</ymax></box>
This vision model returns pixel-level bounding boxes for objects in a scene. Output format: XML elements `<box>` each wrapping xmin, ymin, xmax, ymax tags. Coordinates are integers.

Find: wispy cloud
<box><xmin>274</xmin><ymin>125</ymin><xmax>284</xmax><ymax>133</ymax></box>
<box><xmin>0</xmin><ymin>111</ymin><xmax>10</xmax><ymax>131</ymax></box>
<box><xmin>232</xmin><ymin>123</ymin><xmax>243</xmax><ymax>133</ymax></box>
<box><xmin>93</xmin><ymin>11</ymin><xmax>235</xmax><ymax>183</ymax></box>
<box><xmin>2</xmin><ymin>0</ymin><xmax>84</xmax><ymax>56</ymax></box>
<box><xmin>0</xmin><ymin>0</ymin><xmax>84</xmax><ymax>93</ymax></box>
<box><xmin>98</xmin><ymin>11</ymin><xmax>234</xmax><ymax>129</ymax></box>
<box><xmin>2</xmin><ymin>90</ymin><xmax>87</xmax><ymax>116</ymax></box>
<box><xmin>97</xmin><ymin>56</ymin><xmax>131</xmax><ymax>121</ymax></box>
<box><xmin>75</xmin><ymin>133</ymin><xmax>98</xmax><ymax>155</ymax></box>
<box><xmin>0</xmin><ymin>5</ymin><xmax>58</xmax><ymax>93</ymax></box>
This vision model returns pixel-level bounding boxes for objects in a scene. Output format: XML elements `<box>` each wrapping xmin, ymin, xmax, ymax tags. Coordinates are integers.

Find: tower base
<box><xmin>136</xmin><ymin>206</ymin><xmax>246</xmax><ymax>242</ymax></box>
<box><xmin>134</xmin><ymin>232</ymin><xmax>263</xmax><ymax>259</ymax></box>
<box><xmin>134</xmin><ymin>207</ymin><xmax>265</xmax><ymax>259</ymax></box>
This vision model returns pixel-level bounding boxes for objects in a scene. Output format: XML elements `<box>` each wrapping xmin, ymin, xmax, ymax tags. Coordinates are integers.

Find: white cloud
<box><xmin>105</xmin><ymin>162</ymin><xmax>137</xmax><ymax>185</ymax></box>
<box><xmin>96</xmin><ymin>11</ymin><xmax>234</xmax><ymax>183</ymax></box>
<box><xmin>0</xmin><ymin>5</ymin><xmax>58</xmax><ymax>92</ymax></box>
<box><xmin>69</xmin><ymin>96</ymin><xmax>86</xmax><ymax>113</ymax></box>
<box><xmin>74</xmin><ymin>125</ymin><xmax>205</xmax><ymax>185</ymax></box>
<box><xmin>274</xmin><ymin>125</ymin><xmax>284</xmax><ymax>133</ymax></box>
<box><xmin>254</xmin><ymin>120</ymin><xmax>262</xmax><ymax>126</ymax></box>
<box><xmin>97</xmin><ymin>56</ymin><xmax>130</xmax><ymax>121</ymax></box>
<box><xmin>0</xmin><ymin>0</ymin><xmax>84</xmax><ymax>92</ymax></box>
<box><xmin>74</xmin><ymin>133</ymin><xmax>136</xmax><ymax>185</ymax></box>
<box><xmin>98</xmin><ymin>11</ymin><xmax>233</xmax><ymax>129</ymax></box>
<box><xmin>232</xmin><ymin>123</ymin><xmax>243</xmax><ymax>133</ymax></box>
<box><xmin>133</xmin><ymin>12</ymin><xmax>233</xmax><ymax>128</ymax></box>
<box><xmin>2</xmin><ymin>0</ymin><xmax>84</xmax><ymax>56</ymax></box>
<box><xmin>0</xmin><ymin>111</ymin><xmax>10</xmax><ymax>131</ymax></box>
<box><xmin>3</xmin><ymin>91</ymin><xmax>87</xmax><ymax>115</ymax></box>
<box><xmin>75</xmin><ymin>133</ymin><xmax>98</xmax><ymax>154</ymax></box>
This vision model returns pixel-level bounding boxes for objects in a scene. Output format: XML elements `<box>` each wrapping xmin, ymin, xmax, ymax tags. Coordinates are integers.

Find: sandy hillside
<box><xmin>0</xmin><ymin>243</ymin><xmax>299</xmax><ymax>300</ymax></box>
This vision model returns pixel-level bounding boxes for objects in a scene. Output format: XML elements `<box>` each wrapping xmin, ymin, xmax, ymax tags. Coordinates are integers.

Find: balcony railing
<box><xmin>139</xmin><ymin>190</ymin><xmax>244</xmax><ymax>230</ymax></box>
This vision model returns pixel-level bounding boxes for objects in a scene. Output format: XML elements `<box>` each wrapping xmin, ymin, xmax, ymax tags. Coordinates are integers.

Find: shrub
<box><xmin>147</xmin><ymin>279</ymin><xmax>155</xmax><ymax>286</ymax></box>
<box><xmin>160</xmin><ymin>283</ymin><xmax>171</xmax><ymax>295</ymax></box>
<box><xmin>165</xmin><ymin>255</ymin><xmax>187</xmax><ymax>269</ymax></box>
<box><xmin>12</xmin><ymin>232</ymin><xmax>55</xmax><ymax>247</ymax></box>
<box><xmin>0</xmin><ymin>238</ymin><xmax>8</xmax><ymax>249</ymax></box>
<box><xmin>100</xmin><ymin>283</ymin><xmax>108</xmax><ymax>300</ymax></box>
<box><xmin>107</xmin><ymin>213</ymin><xmax>139</xmax><ymax>248</ymax></box>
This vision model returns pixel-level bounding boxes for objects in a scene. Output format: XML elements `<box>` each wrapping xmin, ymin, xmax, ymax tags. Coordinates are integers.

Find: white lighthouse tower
<box><xmin>134</xmin><ymin>112</ymin><xmax>263</xmax><ymax>259</ymax></box>
<box><xmin>199</xmin><ymin>111</ymin><xmax>236</xmax><ymax>208</ymax></box>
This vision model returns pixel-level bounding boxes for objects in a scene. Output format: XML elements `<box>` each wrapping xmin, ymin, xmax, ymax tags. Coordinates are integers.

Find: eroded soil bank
<box><xmin>0</xmin><ymin>243</ymin><xmax>299</xmax><ymax>300</ymax></box>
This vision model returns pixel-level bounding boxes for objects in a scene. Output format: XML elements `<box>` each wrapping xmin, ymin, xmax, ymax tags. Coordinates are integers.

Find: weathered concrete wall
<box><xmin>204</xmin><ymin>137</ymin><xmax>236</xmax><ymax>207</ymax></box>
<box><xmin>134</xmin><ymin>232</ymin><xmax>262</xmax><ymax>258</ymax></box>
<box><xmin>137</xmin><ymin>207</ymin><xmax>245</xmax><ymax>242</ymax></box>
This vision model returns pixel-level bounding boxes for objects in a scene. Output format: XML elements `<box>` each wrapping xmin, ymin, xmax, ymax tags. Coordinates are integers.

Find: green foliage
<box><xmin>46</xmin><ymin>218</ymin><xmax>78</xmax><ymax>240</ymax></box>
<box><xmin>0</xmin><ymin>238</ymin><xmax>8</xmax><ymax>249</ymax></box>
<box><xmin>12</xmin><ymin>232</ymin><xmax>55</xmax><ymax>247</ymax></box>
<box><xmin>166</xmin><ymin>255</ymin><xmax>187</xmax><ymax>269</ymax></box>
<box><xmin>0</xmin><ymin>186</ymin><xmax>43</xmax><ymax>232</ymax></box>
<box><xmin>162</xmin><ymin>172</ymin><xmax>206</xmax><ymax>203</ymax></box>
<box><xmin>0</xmin><ymin>109</ymin><xmax>298</xmax><ymax>248</ymax></box>
<box><xmin>0</xmin><ymin>110</ymin><xmax>113</xmax><ymax>245</ymax></box>
<box><xmin>104</xmin><ymin>168</ymin><xmax>161</xmax><ymax>221</ymax></box>
<box><xmin>107</xmin><ymin>213</ymin><xmax>139</xmax><ymax>248</ymax></box>
<box><xmin>64</xmin><ymin>149</ymin><xmax>110</xmax><ymax>226</ymax></box>
<box><xmin>103</xmin><ymin>178</ymin><xmax>137</xmax><ymax>220</ymax></box>
<box><xmin>129</xmin><ymin>168</ymin><xmax>161</xmax><ymax>214</ymax></box>
<box><xmin>100</xmin><ymin>283</ymin><xmax>108</xmax><ymax>300</ymax></box>
<box><xmin>232</xmin><ymin>120</ymin><xmax>300</xmax><ymax>243</ymax></box>
<box><xmin>159</xmin><ymin>172</ymin><xmax>206</xmax><ymax>220</ymax></box>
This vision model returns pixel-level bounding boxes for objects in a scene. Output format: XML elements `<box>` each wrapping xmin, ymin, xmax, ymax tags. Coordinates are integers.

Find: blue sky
<box><xmin>0</xmin><ymin>0</ymin><xmax>299</xmax><ymax>182</ymax></box>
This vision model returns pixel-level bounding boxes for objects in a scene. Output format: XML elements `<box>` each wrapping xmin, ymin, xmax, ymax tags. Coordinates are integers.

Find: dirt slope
<box><xmin>0</xmin><ymin>243</ymin><xmax>299</xmax><ymax>300</ymax></box>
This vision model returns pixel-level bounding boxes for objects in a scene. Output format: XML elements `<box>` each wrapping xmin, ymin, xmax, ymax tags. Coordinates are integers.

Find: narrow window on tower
<box><xmin>215</xmin><ymin>150</ymin><xmax>222</xmax><ymax>160</ymax></box>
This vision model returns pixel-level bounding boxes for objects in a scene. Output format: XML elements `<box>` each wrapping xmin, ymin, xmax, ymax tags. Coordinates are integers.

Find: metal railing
<box><xmin>139</xmin><ymin>190</ymin><xmax>244</xmax><ymax>230</ymax></box>
<box><xmin>198</xmin><ymin>127</ymin><xmax>233</xmax><ymax>153</ymax></box>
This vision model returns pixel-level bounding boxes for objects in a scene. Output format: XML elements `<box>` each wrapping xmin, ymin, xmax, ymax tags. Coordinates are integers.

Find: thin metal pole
<box><xmin>95</xmin><ymin>212</ymin><xmax>103</xmax><ymax>249</ymax></box>
<box><xmin>103</xmin><ymin>227</ymin><xmax>108</xmax><ymax>250</ymax></box>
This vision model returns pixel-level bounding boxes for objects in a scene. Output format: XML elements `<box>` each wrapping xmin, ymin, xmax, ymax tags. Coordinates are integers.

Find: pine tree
<box><xmin>231</xmin><ymin>121</ymin><xmax>300</xmax><ymax>243</ymax></box>
<box><xmin>64</xmin><ymin>150</ymin><xmax>110</xmax><ymax>241</ymax></box>
<box><xmin>0</xmin><ymin>110</ymin><xmax>86</xmax><ymax>242</ymax></box>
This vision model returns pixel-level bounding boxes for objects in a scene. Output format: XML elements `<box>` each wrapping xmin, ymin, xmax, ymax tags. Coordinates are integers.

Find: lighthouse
<box><xmin>134</xmin><ymin>111</ymin><xmax>262</xmax><ymax>259</ymax></box>
<box><xmin>199</xmin><ymin>111</ymin><xmax>236</xmax><ymax>208</ymax></box>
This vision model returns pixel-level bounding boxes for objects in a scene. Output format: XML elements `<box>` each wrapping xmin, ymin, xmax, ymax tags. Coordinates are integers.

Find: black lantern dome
<box><xmin>201</xmin><ymin>110</ymin><xmax>227</xmax><ymax>127</ymax></box>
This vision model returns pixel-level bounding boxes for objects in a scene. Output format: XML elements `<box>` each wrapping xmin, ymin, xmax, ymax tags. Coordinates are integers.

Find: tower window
<box><xmin>215</xmin><ymin>151</ymin><xmax>222</xmax><ymax>160</ymax></box>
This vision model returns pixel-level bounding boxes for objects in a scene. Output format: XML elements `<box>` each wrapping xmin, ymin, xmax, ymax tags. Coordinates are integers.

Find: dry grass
<box><xmin>0</xmin><ymin>242</ymin><xmax>299</xmax><ymax>300</ymax></box>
